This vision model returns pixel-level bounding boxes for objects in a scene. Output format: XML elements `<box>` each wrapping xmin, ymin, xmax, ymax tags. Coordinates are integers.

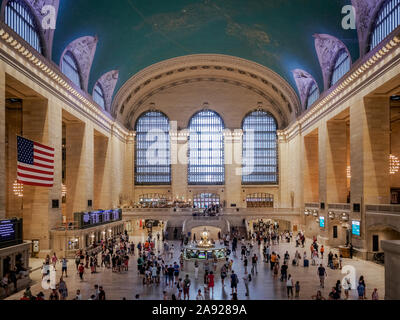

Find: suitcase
<box><xmin>304</xmin><ymin>259</ymin><xmax>309</xmax><ymax>267</ymax></box>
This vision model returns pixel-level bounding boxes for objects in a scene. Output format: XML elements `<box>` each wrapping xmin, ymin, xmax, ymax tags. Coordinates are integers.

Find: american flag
<box><xmin>17</xmin><ymin>136</ymin><xmax>54</xmax><ymax>187</ymax></box>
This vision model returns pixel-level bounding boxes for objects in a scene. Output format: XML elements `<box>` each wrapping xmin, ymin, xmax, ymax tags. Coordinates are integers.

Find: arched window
<box><xmin>370</xmin><ymin>0</ymin><xmax>400</xmax><ymax>50</ymax></box>
<box><xmin>135</xmin><ymin>111</ymin><xmax>170</xmax><ymax>185</ymax></box>
<box><xmin>5</xmin><ymin>0</ymin><xmax>43</xmax><ymax>54</ymax></box>
<box><xmin>242</xmin><ymin>110</ymin><xmax>278</xmax><ymax>184</ymax></box>
<box><xmin>188</xmin><ymin>110</ymin><xmax>224</xmax><ymax>185</ymax></box>
<box><xmin>61</xmin><ymin>51</ymin><xmax>82</xmax><ymax>89</ymax></box>
<box><xmin>93</xmin><ymin>83</ymin><xmax>105</xmax><ymax>109</ymax></box>
<box><xmin>306</xmin><ymin>82</ymin><xmax>319</xmax><ymax>109</ymax></box>
<box><xmin>330</xmin><ymin>49</ymin><xmax>351</xmax><ymax>87</ymax></box>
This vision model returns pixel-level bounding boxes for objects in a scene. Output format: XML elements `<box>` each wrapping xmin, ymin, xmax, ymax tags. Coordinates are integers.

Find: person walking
<box><xmin>286</xmin><ymin>274</ymin><xmax>294</xmax><ymax>298</ymax></box>
<box><xmin>61</xmin><ymin>257</ymin><xmax>68</xmax><ymax>278</ymax></box>
<box><xmin>243</xmin><ymin>274</ymin><xmax>250</xmax><ymax>297</ymax></box>
<box><xmin>220</xmin><ymin>264</ymin><xmax>227</xmax><ymax>287</ymax></box>
<box><xmin>230</xmin><ymin>270</ymin><xmax>239</xmax><ymax>294</ymax></box>
<box><xmin>295</xmin><ymin>281</ymin><xmax>300</xmax><ymax>298</ymax></box>
<box><xmin>251</xmin><ymin>254</ymin><xmax>258</xmax><ymax>274</ymax></box>
<box><xmin>183</xmin><ymin>274</ymin><xmax>191</xmax><ymax>300</ymax></box>
<box><xmin>58</xmin><ymin>277</ymin><xmax>68</xmax><ymax>300</ymax></box>
<box><xmin>194</xmin><ymin>260</ymin><xmax>199</xmax><ymax>280</ymax></box>
<box><xmin>208</xmin><ymin>271</ymin><xmax>215</xmax><ymax>296</ymax></box>
<box><xmin>317</xmin><ymin>264</ymin><xmax>327</xmax><ymax>288</ymax></box>
<box><xmin>78</xmin><ymin>263</ymin><xmax>85</xmax><ymax>281</ymax></box>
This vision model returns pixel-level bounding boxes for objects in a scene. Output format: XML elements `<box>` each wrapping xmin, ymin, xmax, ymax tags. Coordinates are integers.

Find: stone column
<box><xmin>5</xmin><ymin>102</ymin><xmax>23</xmax><ymax>219</ymax></box>
<box><xmin>171</xmin><ymin>129</ymin><xmax>188</xmax><ymax>202</ymax></box>
<box><xmin>224</xmin><ymin>129</ymin><xmax>243</xmax><ymax>208</ymax></box>
<box><xmin>124</xmin><ymin>132</ymin><xmax>135</xmax><ymax>205</ymax></box>
<box><xmin>382</xmin><ymin>240</ymin><xmax>400</xmax><ymax>300</ymax></box>
<box><xmin>110</xmin><ymin>129</ymin><xmax>125</xmax><ymax>208</ymax></box>
<box><xmin>0</xmin><ymin>66</ymin><xmax>5</xmax><ymax>219</ymax></box>
<box><xmin>350</xmin><ymin>97</ymin><xmax>390</xmax><ymax>250</ymax></box>
<box><xmin>22</xmin><ymin>98</ymin><xmax>62</xmax><ymax>255</ymax></box>
<box><xmin>303</xmin><ymin>133</ymin><xmax>319</xmax><ymax>203</ymax></box>
<box><xmin>94</xmin><ymin>133</ymin><xmax>112</xmax><ymax>209</ymax></box>
<box><xmin>319</xmin><ymin>121</ymin><xmax>348</xmax><ymax>203</ymax></box>
<box><xmin>65</xmin><ymin>121</ymin><xmax>94</xmax><ymax>221</ymax></box>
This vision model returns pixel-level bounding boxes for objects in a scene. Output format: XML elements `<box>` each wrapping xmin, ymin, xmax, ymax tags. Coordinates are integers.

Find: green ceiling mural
<box><xmin>52</xmin><ymin>0</ymin><xmax>359</xmax><ymax>99</ymax></box>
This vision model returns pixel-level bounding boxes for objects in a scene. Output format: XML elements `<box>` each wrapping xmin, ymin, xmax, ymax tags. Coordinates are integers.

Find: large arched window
<box><xmin>330</xmin><ymin>49</ymin><xmax>351</xmax><ymax>87</ymax></box>
<box><xmin>306</xmin><ymin>82</ymin><xmax>319</xmax><ymax>109</ymax></box>
<box><xmin>188</xmin><ymin>110</ymin><xmax>225</xmax><ymax>185</ymax></box>
<box><xmin>370</xmin><ymin>0</ymin><xmax>400</xmax><ymax>50</ymax></box>
<box><xmin>93</xmin><ymin>83</ymin><xmax>105</xmax><ymax>109</ymax></box>
<box><xmin>61</xmin><ymin>51</ymin><xmax>82</xmax><ymax>89</ymax></box>
<box><xmin>5</xmin><ymin>0</ymin><xmax>43</xmax><ymax>54</ymax></box>
<box><xmin>135</xmin><ymin>111</ymin><xmax>170</xmax><ymax>185</ymax></box>
<box><xmin>242</xmin><ymin>110</ymin><xmax>278</xmax><ymax>184</ymax></box>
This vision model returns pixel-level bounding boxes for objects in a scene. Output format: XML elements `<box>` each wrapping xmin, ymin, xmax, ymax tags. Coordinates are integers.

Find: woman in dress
<box><xmin>208</xmin><ymin>271</ymin><xmax>215</xmax><ymax>296</ymax></box>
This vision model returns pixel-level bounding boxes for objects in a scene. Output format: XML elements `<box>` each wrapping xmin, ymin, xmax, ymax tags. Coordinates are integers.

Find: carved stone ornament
<box><xmin>94</xmin><ymin>70</ymin><xmax>119</xmax><ymax>113</ymax></box>
<box><xmin>351</xmin><ymin>0</ymin><xmax>384</xmax><ymax>56</ymax></box>
<box><xmin>314</xmin><ymin>33</ymin><xmax>351</xmax><ymax>90</ymax></box>
<box><xmin>292</xmin><ymin>69</ymin><xmax>318</xmax><ymax>109</ymax></box>
<box><xmin>60</xmin><ymin>36</ymin><xmax>98</xmax><ymax>92</ymax></box>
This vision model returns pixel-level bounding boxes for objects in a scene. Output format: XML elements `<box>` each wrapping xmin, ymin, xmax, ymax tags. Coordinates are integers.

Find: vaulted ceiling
<box><xmin>52</xmin><ymin>0</ymin><xmax>359</xmax><ymax>98</ymax></box>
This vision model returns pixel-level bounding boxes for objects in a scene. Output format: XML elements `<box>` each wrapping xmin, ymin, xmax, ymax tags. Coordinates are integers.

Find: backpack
<box><xmin>248</xmin><ymin>274</ymin><xmax>252</xmax><ymax>282</ymax></box>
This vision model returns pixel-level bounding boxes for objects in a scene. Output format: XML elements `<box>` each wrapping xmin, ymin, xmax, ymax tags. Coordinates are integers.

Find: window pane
<box><xmin>331</xmin><ymin>49</ymin><xmax>350</xmax><ymax>86</ymax></box>
<box><xmin>242</xmin><ymin>110</ymin><xmax>278</xmax><ymax>184</ymax></box>
<box><xmin>306</xmin><ymin>82</ymin><xmax>319</xmax><ymax>109</ymax></box>
<box><xmin>135</xmin><ymin>111</ymin><xmax>171</xmax><ymax>185</ymax></box>
<box><xmin>188</xmin><ymin>110</ymin><xmax>225</xmax><ymax>185</ymax></box>
<box><xmin>93</xmin><ymin>83</ymin><xmax>106</xmax><ymax>109</ymax></box>
<box><xmin>5</xmin><ymin>0</ymin><xmax>42</xmax><ymax>54</ymax></box>
<box><xmin>62</xmin><ymin>52</ymin><xmax>82</xmax><ymax>89</ymax></box>
<box><xmin>370</xmin><ymin>0</ymin><xmax>400</xmax><ymax>50</ymax></box>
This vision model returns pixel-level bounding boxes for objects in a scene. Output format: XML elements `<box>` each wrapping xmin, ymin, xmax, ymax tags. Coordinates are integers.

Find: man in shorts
<box><xmin>61</xmin><ymin>257</ymin><xmax>68</xmax><ymax>278</ymax></box>
<box><xmin>230</xmin><ymin>270</ymin><xmax>238</xmax><ymax>294</ymax></box>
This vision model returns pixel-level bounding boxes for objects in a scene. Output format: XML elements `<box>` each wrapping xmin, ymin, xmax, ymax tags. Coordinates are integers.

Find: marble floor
<box><xmin>5</xmin><ymin>230</ymin><xmax>385</xmax><ymax>300</ymax></box>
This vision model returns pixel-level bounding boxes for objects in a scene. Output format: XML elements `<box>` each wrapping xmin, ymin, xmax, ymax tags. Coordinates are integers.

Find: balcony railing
<box><xmin>366</xmin><ymin>204</ymin><xmax>400</xmax><ymax>215</ymax></box>
<box><xmin>328</xmin><ymin>203</ymin><xmax>351</xmax><ymax>211</ymax></box>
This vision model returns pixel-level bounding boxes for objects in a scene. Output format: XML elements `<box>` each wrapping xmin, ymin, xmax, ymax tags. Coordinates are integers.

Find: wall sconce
<box><xmin>341</xmin><ymin>213</ymin><xmax>349</xmax><ymax>221</ymax></box>
<box><xmin>13</xmin><ymin>180</ymin><xmax>23</xmax><ymax>197</ymax></box>
<box><xmin>304</xmin><ymin>210</ymin><xmax>310</xmax><ymax>216</ymax></box>
<box><xmin>328</xmin><ymin>211</ymin><xmax>335</xmax><ymax>219</ymax></box>
<box><xmin>313</xmin><ymin>210</ymin><xmax>318</xmax><ymax>217</ymax></box>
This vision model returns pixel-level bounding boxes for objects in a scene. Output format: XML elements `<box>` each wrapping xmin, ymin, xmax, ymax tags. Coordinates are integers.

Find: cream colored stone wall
<box><xmin>0</xmin><ymin>64</ymin><xmax>5</xmax><ymax>219</ymax></box>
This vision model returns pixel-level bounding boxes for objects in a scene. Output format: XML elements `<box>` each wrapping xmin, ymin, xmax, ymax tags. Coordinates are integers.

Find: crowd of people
<box><xmin>6</xmin><ymin>220</ymin><xmax>380</xmax><ymax>301</ymax></box>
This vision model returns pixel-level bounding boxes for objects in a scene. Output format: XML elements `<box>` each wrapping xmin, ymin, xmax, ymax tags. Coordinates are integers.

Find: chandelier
<box><xmin>13</xmin><ymin>180</ymin><xmax>23</xmax><ymax>197</ymax></box>
<box><xmin>390</xmin><ymin>154</ymin><xmax>400</xmax><ymax>175</ymax></box>
<box><xmin>62</xmin><ymin>184</ymin><xmax>67</xmax><ymax>197</ymax></box>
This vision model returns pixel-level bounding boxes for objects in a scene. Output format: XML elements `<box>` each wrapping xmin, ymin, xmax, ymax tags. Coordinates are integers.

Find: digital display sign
<box><xmin>74</xmin><ymin>209</ymin><xmax>122</xmax><ymax>229</ymax></box>
<box><xmin>352</xmin><ymin>220</ymin><xmax>361</xmax><ymax>236</ymax></box>
<box><xmin>319</xmin><ymin>216</ymin><xmax>325</xmax><ymax>228</ymax></box>
<box><xmin>0</xmin><ymin>220</ymin><xmax>15</xmax><ymax>242</ymax></box>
